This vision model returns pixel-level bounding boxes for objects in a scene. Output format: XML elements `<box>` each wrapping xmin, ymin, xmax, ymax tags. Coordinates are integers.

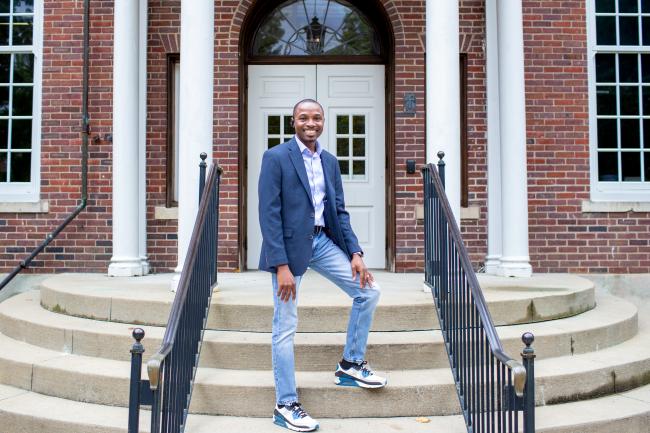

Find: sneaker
<box><xmin>334</xmin><ymin>361</ymin><xmax>387</xmax><ymax>389</ymax></box>
<box><xmin>273</xmin><ymin>402</ymin><xmax>319</xmax><ymax>432</ymax></box>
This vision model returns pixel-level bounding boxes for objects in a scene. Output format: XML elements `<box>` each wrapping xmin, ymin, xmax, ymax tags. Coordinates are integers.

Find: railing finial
<box><xmin>200</xmin><ymin>152</ymin><xmax>208</xmax><ymax>162</ymax></box>
<box><xmin>522</xmin><ymin>332</ymin><xmax>535</xmax><ymax>350</ymax></box>
<box><xmin>132</xmin><ymin>328</ymin><xmax>145</xmax><ymax>345</ymax></box>
<box><xmin>437</xmin><ymin>150</ymin><xmax>445</xmax><ymax>162</ymax></box>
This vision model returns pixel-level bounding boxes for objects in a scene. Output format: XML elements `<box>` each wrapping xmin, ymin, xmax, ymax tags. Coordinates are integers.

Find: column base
<box><xmin>140</xmin><ymin>256</ymin><xmax>150</xmax><ymax>275</ymax></box>
<box><xmin>497</xmin><ymin>257</ymin><xmax>532</xmax><ymax>278</ymax></box>
<box><xmin>108</xmin><ymin>258</ymin><xmax>145</xmax><ymax>277</ymax></box>
<box><xmin>484</xmin><ymin>255</ymin><xmax>502</xmax><ymax>275</ymax></box>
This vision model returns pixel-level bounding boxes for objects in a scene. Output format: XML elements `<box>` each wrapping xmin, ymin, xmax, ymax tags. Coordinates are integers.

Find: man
<box><xmin>258</xmin><ymin>99</ymin><xmax>387</xmax><ymax>432</ymax></box>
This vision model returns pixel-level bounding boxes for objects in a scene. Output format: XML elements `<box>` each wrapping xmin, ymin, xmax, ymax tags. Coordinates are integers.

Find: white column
<box><xmin>172</xmin><ymin>0</ymin><xmax>214</xmax><ymax>290</ymax></box>
<box><xmin>496</xmin><ymin>0</ymin><xmax>532</xmax><ymax>277</ymax></box>
<box><xmin>138</xmin><ymin>0</ymin><xmax>149</xmax><ymax>274</ymax></box>
<box><xmin>109</xmin><ymin>0</ymin><xmax>144</xmax><ymax>277</ymax></box>
<box><xmin>485</xmin><ymin>0</ymin><xmax>502</xmax><ymax>274</ymax></box>
<box><xmin>426</xmin><ymin>0</ymin><xmax>461</xmax><ymax>223</ymax></box>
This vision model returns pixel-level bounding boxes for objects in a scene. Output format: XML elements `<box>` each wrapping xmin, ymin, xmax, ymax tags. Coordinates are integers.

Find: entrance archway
<box><xmin>238</xmin><ymin>0</ymin><xmax>395</xmax><ymax>270</ymax></box>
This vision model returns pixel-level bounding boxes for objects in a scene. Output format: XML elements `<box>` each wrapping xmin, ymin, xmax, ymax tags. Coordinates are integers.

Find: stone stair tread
<box><xmin>39</xmin><ymin>272</ymin><xmax>596</xmax><ymax>330</ymax></box>
<box><xmin>0</xmin><ymin>291</ymin><xmax>633</xmax><ymax>355</ymax></box>
<box><xmin>1</xmin><ymin>382</ymin><xmax>650</xmax><ymax>433</ymax></box>
<box><xmin>2</xmin><ymin>319</ymin><xmax>650</xmax><ymax>413</ymax></box>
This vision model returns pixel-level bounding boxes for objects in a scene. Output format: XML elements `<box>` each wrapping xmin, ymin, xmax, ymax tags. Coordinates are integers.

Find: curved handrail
<box><xmin>424</xmin><ymin>163</ymin><xmax>526</xmax><ymax>396</ymax></box>
<box><xmin>147</xmin><ymin>163</ymin><xmax>221</xmax><ymax>390</ymax></box>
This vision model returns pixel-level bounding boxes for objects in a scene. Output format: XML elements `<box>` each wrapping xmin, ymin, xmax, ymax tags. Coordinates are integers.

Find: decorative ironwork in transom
<box><xmin>252</xmin><ymin>0</ymin><xmax>379</xmax><ymax>56</ymax></box>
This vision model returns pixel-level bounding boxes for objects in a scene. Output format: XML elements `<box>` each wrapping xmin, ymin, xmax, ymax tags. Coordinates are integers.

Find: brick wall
<box><xmin>1</xmin><ymin>0</ymin><xmax>648</xmax><ymax>275</ymax></box>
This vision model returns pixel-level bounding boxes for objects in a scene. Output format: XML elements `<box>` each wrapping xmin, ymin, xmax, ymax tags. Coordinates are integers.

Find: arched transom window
<box><xmin>252</xmin><ymin>0</ymin><xmax>380</xmax><ymax>56</ymax></box>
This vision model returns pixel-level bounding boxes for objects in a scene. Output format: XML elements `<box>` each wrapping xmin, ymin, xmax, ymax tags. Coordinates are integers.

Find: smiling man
<box><xmin>258</xmin><ymin>99</ymin><xmax>387</xmax><ymax>432</ymax></box>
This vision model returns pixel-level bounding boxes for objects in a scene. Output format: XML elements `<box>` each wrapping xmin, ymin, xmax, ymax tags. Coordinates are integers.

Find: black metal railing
<box><xmin>128</xmin><ymin>153</ymin><xmax>222</xmax><ymax>433</ymax></box>
<box><xmin>422</xmin><ymin>152</ymin><xmax>535</xmax><ymax>433</ymax></box>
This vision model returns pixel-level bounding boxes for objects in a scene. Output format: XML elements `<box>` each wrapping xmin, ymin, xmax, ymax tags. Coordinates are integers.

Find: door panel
<box><xmin>247</xmin><ymin>64</ymin><xmax>385</xmax><ymax>269</ymax></box>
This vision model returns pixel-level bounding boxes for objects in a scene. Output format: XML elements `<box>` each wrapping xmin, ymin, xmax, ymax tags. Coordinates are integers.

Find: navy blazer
<box><xmin>258</xmin><ymin>137</ymin><xmax>362</xmax><ymax>276</ymax></box>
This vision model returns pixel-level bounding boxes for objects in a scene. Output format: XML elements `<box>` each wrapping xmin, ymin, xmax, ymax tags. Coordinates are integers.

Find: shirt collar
<box><xmin>295</xmin><ymin>135</ymin><xmax>322</xmax><ymax>156</ymax></box>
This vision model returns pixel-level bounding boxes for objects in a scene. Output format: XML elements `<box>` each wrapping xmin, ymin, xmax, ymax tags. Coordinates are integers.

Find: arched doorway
<box><xmin>239</xmin><ymin>0</ymin><xmax>394</xmax><ymax>270</ymax></box>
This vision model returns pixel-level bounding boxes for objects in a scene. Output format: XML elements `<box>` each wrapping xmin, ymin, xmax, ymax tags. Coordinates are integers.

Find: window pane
<box><xmin>284</xmin><ymin>116</ymin><xmax>295</xmax><ymax>135</ymax></box>
<box><xmin>644</xmin><ymin>87</ymin><xmax>650</xmax><ymax>114</ymax></box>
<box><xmin>622</xmin><ymin>151</ymin><xmax>641</xmax><ymax>181</ymax></box>
<box><xmin>621</xmin><ymin>119</ymin><xmax>640</xmax><ymax>148</ymax></box>
<box><xmin>596</xmin><ymin>54</ymin><xmax>616</xmax><ymax>82</ymax></box>
<box><xmin>598</xmin><ymin>118</ymin><xmax>618</xmax><ymax>148</ymax></box>
<box><xmin>0</xmin><ymin>86</ymin><xmax>8</xmax><ymax>115</ymax></box>
<box><xmin>597</xmin><ymin>86</ymin><xmax>617</xmax><ymax>115</ymax></box>
<box><xmin>13</xmin><ymin>16</ymin><xmax>33</xmax><ymax>46</ymax></box>
<box><xmin>597</xmin><ymin>17</ymin><xmax>616</xmax><ymax>45</ymax></box>
<box><xmin>0</xmin><ymin>16</ymin><xmax>8</xmax><ymax>45</ymax></box>
<box><xmin>12</xmin><ymin>119</ymin><xmax>31</xmax><ymax>149</ymax></box>
<box><xmin>0</xmin><ymin>152</ymin><xmax>6</xmax><ymax>181</ymax></box>
<box><xmin>620</xmin><ymin>86</ymin><xmax>639</xmax><ymax>115</ymax></box>
<box><xmin>352</xmin><ymin>137</ymin><xmax>365</xmax><ymax>156</ymax></box>
<box><xmin>339</xmin><ymin>160</ymin><xmax>349</xmax><ymax>176</ymax></box>
<box><xmin>9</xmin><ymin>151</ymin><xmax>30</xmax><ymax>182</ymax></box>
<box><xmin>268</xmin><ymin>115</ymin><xmax>280</xmax><ymax>135</ymax></box>
<box><xmin>598</xmin><ymin>152</ymin><xmax>619</xmax><ymax>181</ymax></box>
<box><xmin>253</xmin><ymin>0</ymin><xmax>379</xmax><ymax>56</ymax></box>
<box><xmin>596</xmin><ymin>0</ymin><xmax>615</xmax><ymax>12</ymax></box>
<box><xmin>645</xmin><ymin>120</ymin><xmax>650</xmax><ymax>148</ymax></box>
<box><xmin>645</xmin><ymin>152</ymin><xmax>650</xmax><ymax>180</ymax></box>
<box><xmin>0</xmin><ymin>54</ymin><xmax>8</xmax><ymax>84</ymax></box>
<box><xmin>352</xmin><ymin>160</ymin><xmax>365</xmax><ymax>176</ymax></box>
<box><xmin>620</xmin><ymin>0</ymin><xmax>638</xmax><ymax>13</ymax></box>
<box><xmin>337</xmin><ymin>137</ymin><xmax>348</xmax><ymax>156</ymax></box>
<box><xmin>12</xmin><ymin>86</ymin><xmax>32</xmax><ymax>115</ymax></box>
<box><xmin>644</xmin><ymin>17</ymin><xmax>650</xmax><ymax>45</ymax></box>
<box><xmin>14</xmin><ymin>0</ymin><xmax>34</xmax><ymax>13</ymax></box>
<box><xmin>352</xmin><ymin>115</ymin><xmax>365</xmax><ymax>134</ymax></box>
<box><xmin>337</xmin><ymin>115</ymin><xmax>349</xmax><ymax>134</ymax></box>
<box><xmin>620</xmin><ymin>17</ymin><xmax>639</xmax><ymax>45</ymax></box>
<box><xmin>267</xmin><ymin>138</ymin><xmax>281</xmax><ymax>149</ymax></box>
<box><xmin>643</xmin><ymin>55</ymin><xmax>650</xmax><ymax>82</ymax></box>
<box><xmin>644</xmin><ymin>0</ymin><xmax>650</xmax><ymax>13</ymax></box>
<box><xmin>0</xmin><ymin>119</ymin><xmax>6</xmax><ymax>149</ymax></box>
<box><xmin>619</xmin><ymin>54</ymin><xmax>638</xmax><ymax>83</ymax></box>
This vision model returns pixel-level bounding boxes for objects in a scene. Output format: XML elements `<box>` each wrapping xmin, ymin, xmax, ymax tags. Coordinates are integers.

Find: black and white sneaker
<box><xmin>273</xmin><ymin>402</ymin><xmax>319</xmax><ymax>432</ymax></box>
<box><xmin>334</xmin><ymin>361</ymin><xmax>387</xmax><ymax>389</ymax></box>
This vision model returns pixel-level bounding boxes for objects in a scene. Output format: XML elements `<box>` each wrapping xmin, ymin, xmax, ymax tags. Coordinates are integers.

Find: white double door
<box><xmin>247</xmin><ymin>64</ymin><xmax>386</xmax><ymax>269</ymax></box>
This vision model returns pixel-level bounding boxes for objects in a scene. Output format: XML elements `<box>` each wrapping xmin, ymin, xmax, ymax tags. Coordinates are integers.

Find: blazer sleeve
<box><xmin>258</xmin><ymin>150</ymin><xmax>289</xmax><ymax>268</ymax></box>
<box><xmin>332</xmin><ymin>157</ymin><xmax>362</xmax><ymax>257</ymax></box>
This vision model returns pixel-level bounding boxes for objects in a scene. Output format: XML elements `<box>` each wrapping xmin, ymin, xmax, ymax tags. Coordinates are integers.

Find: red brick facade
<box><xmin>0</xmin><ymin>1</ymin><xmax>649</xmax><ymax>275</ymax></box>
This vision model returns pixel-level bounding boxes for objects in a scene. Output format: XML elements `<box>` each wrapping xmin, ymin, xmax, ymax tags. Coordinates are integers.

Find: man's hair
<box><xmin>292</xmin><ymin>98</ymin><xmax>324</xmax><ymax>117</ymax></box>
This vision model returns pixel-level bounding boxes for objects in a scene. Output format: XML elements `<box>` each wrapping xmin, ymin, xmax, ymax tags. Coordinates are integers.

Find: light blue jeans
<box><xmin>271</xmin><ymin>231</ymin><xmax>381</xmax><ymax>405</ymax></box>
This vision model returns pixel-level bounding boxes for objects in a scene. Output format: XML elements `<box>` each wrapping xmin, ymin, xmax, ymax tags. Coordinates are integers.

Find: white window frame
<box><xmin>0</xmin><ymin>0</ymin><xmax>42</xmax><ymax>203</ymax></box>
<box><xmin>588</xmin><ymin>0</ymin><xmax>650</xmax><ymax>201</ymax></box>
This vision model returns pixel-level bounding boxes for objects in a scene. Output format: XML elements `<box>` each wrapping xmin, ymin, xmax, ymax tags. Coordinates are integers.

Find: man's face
<box><xmin>293</xmin><ymin>102</ymin><xmax>324</xmax><ymax>147</ymax></box>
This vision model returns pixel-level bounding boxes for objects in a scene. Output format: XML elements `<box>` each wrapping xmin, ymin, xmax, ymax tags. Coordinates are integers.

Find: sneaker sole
<box><xmin>334</xmin><ymin>374</ymin><xmax>387</xmax><ymax>389</ymax></box>
<box><xmin>273</xmin><ymin>414</ymin><xmax>319</xmax><ymax>432</ymax></box>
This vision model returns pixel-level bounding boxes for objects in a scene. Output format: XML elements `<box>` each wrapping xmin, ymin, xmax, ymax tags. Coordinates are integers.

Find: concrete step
<box><xmin>38</xmin><ymin>272</ymin><xmax>596</xmax><ymax>331</ymax></box>
<box><xmin>1</xmin><ymin>383</ymin><xmax>649</xmax><ymax>433</ymax></box>
<box><xmin>0</xmin><ymin>291</ymin><xmax>637</xmax><ymax>370</ymax></box>
<box><xmin>0</xmin><ymin>317</ymin><xmax>649</xmax><ymax>417</ymax></box>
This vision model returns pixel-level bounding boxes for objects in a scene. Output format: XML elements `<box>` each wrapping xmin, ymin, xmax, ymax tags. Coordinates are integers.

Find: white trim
<box><xmin>587</xmin><ymin>0</ymin><xmax>650</xmax><ymax>201</ymax></box>
<box><xmin>0</xmin><ymin>0</ymin><xmax>42</xmax><ymax>203</ymax></box>
<box><xmin>138</xmin><ymin>0</ymin><xmax>149</xmax><ymax>273</ymax></box>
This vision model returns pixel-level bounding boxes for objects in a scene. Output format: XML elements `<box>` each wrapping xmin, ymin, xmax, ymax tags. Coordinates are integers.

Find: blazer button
<box><xmin>310</xmin><ymin>213</ymin><xmax>314</xmax><ymax>218</ymax></box>
<box><xmin>309</xmin><ymin>235</ymin><xmax>313</xmax><ymax>240</ymax></box>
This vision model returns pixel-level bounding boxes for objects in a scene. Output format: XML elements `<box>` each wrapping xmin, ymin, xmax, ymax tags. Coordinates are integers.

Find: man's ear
<box><xmin>290</xmin><ymin>118</ymin><xmax>295</xmax><ymax>127</ymax></box>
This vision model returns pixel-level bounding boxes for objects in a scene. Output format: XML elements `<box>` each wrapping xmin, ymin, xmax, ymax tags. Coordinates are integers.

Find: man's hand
<box><xmin>351</xmin><ymin>254</ymin><xmax>374</xmax><ymax>288</ymax></box>
<box><xmin>276</xmin><ymin>265</ymin><xmax>296</xmax><ymax>302</ymax></box>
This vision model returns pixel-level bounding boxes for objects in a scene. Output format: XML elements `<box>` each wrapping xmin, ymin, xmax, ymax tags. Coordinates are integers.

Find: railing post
<box><xmin>437</xmin><ymin>151</ymin><xmax>446</xmax><ymax>188</ymax></box>
<box><xmin>199</xmin><ymin>152</ymin><xmax>208</xmax><ymax>200</ymax></box>
<box><xmin>522</xmin><ymin>332</ymin><xmax>536</xmax><ymax>433</ymax></box>
<box><xmin>128</xmin><ymin>328</ymin><xmax>145</xmax><ymax>433</ymax></box>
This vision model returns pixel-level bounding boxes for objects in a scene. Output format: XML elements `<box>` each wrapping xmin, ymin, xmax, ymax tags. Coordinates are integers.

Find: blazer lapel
<box><xmin>288</xmin><ymin>139</ymin><xmax>313</xmax><ymax>202</ymax></box>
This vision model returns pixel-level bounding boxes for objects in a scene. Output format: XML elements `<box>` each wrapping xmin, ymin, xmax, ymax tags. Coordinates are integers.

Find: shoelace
<box><xmin>357</xmin><ymin>360</ymin><xmax>373</xmax><ymax>377</ymax></box>
<box><xmin>288</xmin><ymin>403</ymin><xmax>308</xmax><ymax>419</ymax></box>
